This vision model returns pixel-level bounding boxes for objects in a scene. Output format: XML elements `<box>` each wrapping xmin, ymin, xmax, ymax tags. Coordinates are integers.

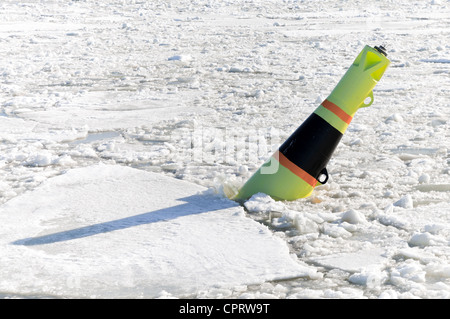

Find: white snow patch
<box><xmin>0</xmin><ymin>165</ymin><xmax>315</xmax><ymax>298</ymax></box>
<box><xmin>310</xmin><ymin>248</ymin><xmax>389</xmax><ymax>274</ymax></box>
<box><xmin>394</xmin><ymin>195</ymin><xmax>414</xmax><ymax>209</ymax></box>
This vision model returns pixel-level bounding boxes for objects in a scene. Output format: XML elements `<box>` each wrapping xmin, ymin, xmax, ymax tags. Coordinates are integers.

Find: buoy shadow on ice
<box><xmin>11</xmin><ymin>193</ymin><xmax>227</xmax><ymax>246</ymax></box>
<box><xmin>0</xmin><ymin>164</ymin><xmax>315</xmax><ymax>298</ymax></box>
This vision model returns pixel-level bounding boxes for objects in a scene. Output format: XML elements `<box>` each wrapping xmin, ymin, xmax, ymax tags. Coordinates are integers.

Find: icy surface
<box><xmin>0</xmin><ymin>165</ymin><xmax>314</xmax><ymax>298</ymax></box>
<box><xmin>0</xmin><ymin>0</ymin><xmax>449</xmax><ymax>298</ymax></box>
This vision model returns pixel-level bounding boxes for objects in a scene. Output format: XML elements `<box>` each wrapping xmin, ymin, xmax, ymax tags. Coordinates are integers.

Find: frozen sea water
<box><xmin>0</xmin><ymin>0</ymin><xmax>449</xmax><ymax>299</ymax></box>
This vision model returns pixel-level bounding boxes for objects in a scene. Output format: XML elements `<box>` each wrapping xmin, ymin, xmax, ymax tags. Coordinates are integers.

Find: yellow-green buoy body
<box><xmin>233</xmin><ymin>45</ymin><xmax>390</xmax><ymax>202</ymax></box>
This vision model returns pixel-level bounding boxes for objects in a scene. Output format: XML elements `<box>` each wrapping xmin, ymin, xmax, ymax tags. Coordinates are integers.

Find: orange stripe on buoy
<box><xmin>321</xmin><ymin>99</ymin><xmax>353</xmax><ymax>125</ymax></box>
<box><xmin>275</xmin><ymin>151</ymin><xmax>317</xmax><ymax>187</ymax></box>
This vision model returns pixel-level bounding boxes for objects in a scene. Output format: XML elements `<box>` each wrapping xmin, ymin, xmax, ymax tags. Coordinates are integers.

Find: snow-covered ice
<box><xmin>0</xmin><ymin>164</ymin><xmax>315</xmax><ymax>298</ymax></box>
<box><xmin>0</xmin><ymin>0</ymin><xmax>449</xmax><ymax>299</ymax></box>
